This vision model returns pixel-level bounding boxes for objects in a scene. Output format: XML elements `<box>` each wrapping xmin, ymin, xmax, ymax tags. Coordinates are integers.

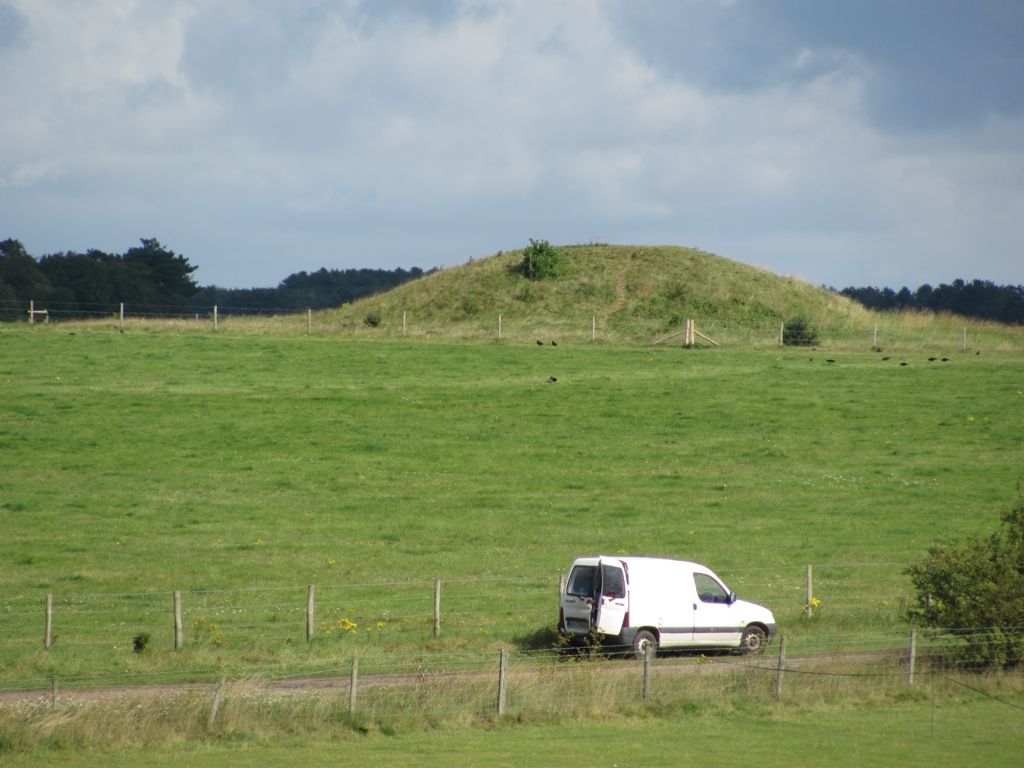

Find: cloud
<box><xmin>0</xmin><ymin>0</ymin><xmax>1021</xmax><ymax>288</ymax></box>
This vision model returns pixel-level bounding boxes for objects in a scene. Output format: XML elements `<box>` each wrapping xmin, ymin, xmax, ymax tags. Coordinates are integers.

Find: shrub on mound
<box><xmin>782</xmin><ymin>317</ymin><xmax>819</xmax><ymax>346</ymax></box>
<box><xmin>521</xmin><ymin>239</ymin><xmax>567</xmax><ymax>280</ymax></box>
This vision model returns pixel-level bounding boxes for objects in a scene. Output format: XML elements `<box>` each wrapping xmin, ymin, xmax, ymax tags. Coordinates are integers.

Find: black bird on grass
<box><xmin>551</xmin><ymin>340</ymin><xmax>557</xmax><ymax>346</ymax></box>
<box><xmin>928</xmin><ymin>357</ymin><xmax>938</xmax><ymax>362</ymax></box>
<box><xmin>826</xmin><ymin>359</ymin><xmax>837</xmax><ymax>363</ymax></box>
<box><xmin>547</xmin><ymin>376</ymin><xmax>558</xmax><ymax>383</ymax></box>
<box><xmin>900</xmin><ymin>361</ymin><xmax>910</xmax><ymax>366</ymax></box>
<box><xmin>882</xmin><ymin>356</ymin><xmax>891</xmax><ymax>361</ymax></box>
<box><xmin>941</xmin><ymin>357</ymin><xmax>950</xmax><ymax>362</ymax></box>
<box><xmin>536</xmin><ymin>340</ymin><xmax>544</xmax><ymax>346</ymax></box>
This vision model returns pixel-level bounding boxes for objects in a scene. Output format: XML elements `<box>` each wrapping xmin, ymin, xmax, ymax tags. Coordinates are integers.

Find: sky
<box><xmin>1</xmin><ymin>0</ymin><xmax>1022</xmax><ymax>290</ymax></box>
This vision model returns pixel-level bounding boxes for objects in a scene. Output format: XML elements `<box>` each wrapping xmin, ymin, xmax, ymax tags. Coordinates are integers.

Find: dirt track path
<box><xmin>605</xmin><ymin>266</ymin><xmax>629</xmax><ymax>320</ymax></box>
<box><xmin>0</xmin><ymin>651</ymin><xmax>897</xmax><ymax>706</ymax></box>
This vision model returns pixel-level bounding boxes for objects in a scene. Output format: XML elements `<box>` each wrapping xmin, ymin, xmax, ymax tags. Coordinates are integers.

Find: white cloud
<box><xmin>0</xmin><ymin>0</ymin><xmax>1020</xmax><ymax>288</ymax></box>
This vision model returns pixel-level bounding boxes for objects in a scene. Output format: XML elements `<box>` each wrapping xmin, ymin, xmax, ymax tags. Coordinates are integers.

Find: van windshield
<box><xmin>567</xmin><ymin>565</ymin><xmax>598</xmax><ymax>598</ymax></box>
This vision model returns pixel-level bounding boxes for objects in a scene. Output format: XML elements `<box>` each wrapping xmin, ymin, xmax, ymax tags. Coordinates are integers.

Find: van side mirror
<box><xmin>728</xmin><ymin>591</ymin><xmax>737</xmax><ymax>605</ymax></box>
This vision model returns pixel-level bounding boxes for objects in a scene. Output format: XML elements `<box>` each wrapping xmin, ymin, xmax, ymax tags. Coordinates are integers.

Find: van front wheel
<box><xmin>632</xmin><ymin>629</ymin><xmax>658</xmax><ymax>660</ymax></box>
<box><xmin>739</xmin><ymin>625</ymin><xmax>767</xmax><ymax>655</ymax></box>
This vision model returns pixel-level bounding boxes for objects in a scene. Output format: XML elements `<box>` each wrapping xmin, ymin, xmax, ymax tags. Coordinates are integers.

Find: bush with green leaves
<box><xmin>906</xmin><ymin>498</ymin><xmax>1024</xmax><ymax>669</ymax></box>
<box><xmin>521</xmin><ymin>239</ymin><xmax>567</xmax><ymax>280</ymax></box>
<box><xmin>782</xmin><ymin>317</ymin><xmax>819</xmax><ymax>346</ymax></box>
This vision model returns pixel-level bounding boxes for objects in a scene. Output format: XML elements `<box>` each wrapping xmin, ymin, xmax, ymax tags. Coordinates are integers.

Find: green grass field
<box><xmin>2</xmin><ymin>321</ymin><xmax>1023</xmax><ymax>762</ymax></box>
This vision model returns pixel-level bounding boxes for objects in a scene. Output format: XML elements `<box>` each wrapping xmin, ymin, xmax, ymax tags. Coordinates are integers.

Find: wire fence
<box><xmin>4</xmin><ymin>558</ymin><xmax>1000</xmax><ymax>721</ymax></box>
<box><xmin>1</xmin><ymin>564</ymin><xmax>918</xmax><ymax>657</ymax></box>
<box><xmin>3</xmin><ymin>297</ymin><xmax>1021</xmax><ymax>352</ymax></box>
<box><xmin>3</xmin><ymin>627</ymin><xmax>1023</xmax><ymax>723</ymax></box>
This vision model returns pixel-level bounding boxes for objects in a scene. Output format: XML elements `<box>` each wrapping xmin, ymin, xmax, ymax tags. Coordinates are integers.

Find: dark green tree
<box><xmin>0</xmin><ymin>239</ymin><xmax>51</xmax><ymax>319</ymax></box>
<box><xmin>122</xmin><ymin>238</ymin><xmax>198</xmax><ymax>309</ymax></box>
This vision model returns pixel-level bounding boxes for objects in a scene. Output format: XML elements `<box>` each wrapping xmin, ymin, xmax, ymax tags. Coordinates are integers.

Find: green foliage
<box><xmin>192</xmin><ymin>266</ymin><xmax>427</xmax><ymax>314</ymax></box>
<box><xmin>521</xmin><ymin>239</ymin><xmax>567</xmax><ymax>280</ymax></box>
<box><xmin>782</xmin><ymin>317</ymin><xmax>819</xmax><ymax>346</ymax></box>
<box><xmin>0</xmin><ymin>239</ymin><xmax>51</xmax><ymax>319</ymax></box>
<box><xmin>841</xmin><ymin>279</ymin><xmax>1024</xmax><ymax>325</ymax></box>
<box><xmin>907</xmin><ymin>498</ymin><xmax>1024</xmax><ymax>668</ymax></box>
<box><xmin>0</xmin><ymin>237</ymin><xmax>198</xmax><ymax>316</ymax></box>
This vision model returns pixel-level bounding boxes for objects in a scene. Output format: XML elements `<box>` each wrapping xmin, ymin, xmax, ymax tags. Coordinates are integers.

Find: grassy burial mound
<box><xmin>315</xmin><ymin>244</ymin><xmax>871</xmax><ymax>344</ymax></box>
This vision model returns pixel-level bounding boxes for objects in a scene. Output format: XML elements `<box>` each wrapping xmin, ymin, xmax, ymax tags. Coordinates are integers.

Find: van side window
<box><xmin>601</xmin><ymin>565</ymin><xmax>626</xmax><ymax>599</ymax></box>
<box><xmin>693</xmin><ymin>573</ymin><xmax>729</xmax><ymax>604</ymax></box>
<box><xmin>567</xmin><ymin>566</ymin><xmax>597</xmax><ymax>598</ymax></box>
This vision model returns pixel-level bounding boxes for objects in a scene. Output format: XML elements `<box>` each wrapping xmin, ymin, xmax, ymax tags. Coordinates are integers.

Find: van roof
<box><xmin>576</xmin><ymin>555</ymin><xmax>707</xmax><ymax>570</ymax></box>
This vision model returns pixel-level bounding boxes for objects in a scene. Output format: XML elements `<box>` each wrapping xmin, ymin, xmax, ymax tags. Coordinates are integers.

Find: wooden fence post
<box><xmin>119</xmin><ymin>302</ymin><xmax>125</xmax><ymax>333</ymax></box>
<box><xmin>349</xmin><ymin>657</ymin><xmax>359</xmax><ymax>715</ymax></box>
<box><xmin>805</xmin><ymin>564</ymin><xmax>813</xmax><ymax>617</ymax></box>
<box><xmin>173</xmin><ymin>590</ymin><xmax>183</xmax><ymax>650</ymax></box>
<box><xmin>50</xmin><ymin>676</ymin><xmax>58</xmax><ymax>709</ymax></box>
<box><xmin>208</xmin><ymin>674</ymin><xmax>227</xmax><ymax>730</ymax></box>
<box><xmin>433</xmin><ymin>578</ymin><xmax>441</xmax><ymax>637</ymax></box>
<box><xmin>961</xmin><ymin>326</ymin><xmax>967</xmax><ymax>352</ymax></box>
<box><xmin>403</xmin><ymin>311</ymin><xmax>408</xmax><ymax>337</ymax></box>
<box><xmin>306</xmin><ymin>584</ymin><xmax>316</xmax><ymax>642</ymax></box>
<box><xmin>44</xmin><ymin>593</ymin><xmax>53</xmax><ymax>649</ymax></box>
<box><xmin>498</xmin><ymin>314</ymin><xmax>502</xmax><ymax>341</ymax></box>
<box><xmin>908</xmin><ymin>628</ymin><xmax>917</xmax><ymax>687</ymax></box>
<box><xmin>592</xmin><ymin>316</ymin><xmax>596</xmax><ymax>342</ymax></box>
<box><xmin>642</xmin><ymin>643</ymin><xmax>652</xmax><ymax>701</ymax></box>
<box><xmin>307</xmin><ymin>308</ymin><xmax>312</xmax><ymax>335</ymax></box>
<box><xmin>497</xmin><ymin>648</ymin><xmax>508</xmax><ymax>716</ymax></box>
<box><xmin>779</xmin><ymin>321</ymin><xmax>785</xmax><ymax>347</ymax></box>
<box><xmin>559</xmin><ymin>572</ymin><xmax>566</xmax><ymax>597</ymax></box>
<box><xmin>213</xmin><ymin>305</ymin><xmax>219</xmax><ymax>331</ymax></box>
<box><xmin>775</xmin><ymin>635</ymin><xmax>786</xmax><ymax>702</ymax></box>
<box><xmin>873</xmin><ymin>323</ymin><xmax>878</xmax><ymax>348</ymax></box>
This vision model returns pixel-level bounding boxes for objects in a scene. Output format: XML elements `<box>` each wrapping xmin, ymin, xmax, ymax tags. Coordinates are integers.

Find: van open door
<box><xmin>594</xmin><ymin>558</ymin><xmax>628</xmax><ymax>636</ymax></box>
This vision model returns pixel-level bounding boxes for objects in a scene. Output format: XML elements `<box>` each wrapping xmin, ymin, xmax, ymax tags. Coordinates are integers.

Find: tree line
<box><xmin>0</xmin><ymin>238</ymin><xmax>427</xmax><ymax>320</ymax></box>
<box><xmin>192</xmin><ymin>266</ymin><xmax>427</xmax><ymax>315</ymax></box>
<box><xmin>837</xmin><ymin>280</ymin><xmax>1024</xmax><ymax>325</ymax></box>
<box><xmin>3</xmin><ymin>236</ymin><xmax>1020</xmax><ymax>325</ymax></box>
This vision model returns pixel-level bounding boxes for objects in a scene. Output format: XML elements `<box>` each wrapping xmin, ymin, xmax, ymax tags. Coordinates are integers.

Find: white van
<box><xmin>559</xmin><ymin>556</ymin><xmax>777</xmax><ymax>657</ymax></box>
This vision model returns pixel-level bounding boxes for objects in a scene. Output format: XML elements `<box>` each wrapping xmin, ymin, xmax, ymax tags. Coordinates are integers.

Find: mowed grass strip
<box><xmin>1</xmin><ymin>688</ymin><xmax>1022</xmax><ymax>768</ymax></box>
<box><xmin>1</xmin><ymin>325</ymin><xmax>1022</xmax><ymax>682</ymax></box>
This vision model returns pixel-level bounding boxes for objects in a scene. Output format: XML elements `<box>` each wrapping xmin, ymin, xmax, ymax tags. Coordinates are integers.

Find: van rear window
<box><xmin>601</xmin><ymin>565</ymin><xmax>626</xmax><ymax>599</ymax></box>
<box><xmin>567</xmin><ymin>566</ymin><xmax>597</xmax><ymax>598</ymax></box>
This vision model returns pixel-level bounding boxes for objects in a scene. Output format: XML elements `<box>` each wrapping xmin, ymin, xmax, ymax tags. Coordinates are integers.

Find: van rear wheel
<box><xmin>739</xmin><ymin>625</ymin><xmax>767</xmax><ymax>655</ymax></box>
<box><xmin>632</xmin><ymin>629</ymin><xmax>657</xmax><ymax>660</ymax></box>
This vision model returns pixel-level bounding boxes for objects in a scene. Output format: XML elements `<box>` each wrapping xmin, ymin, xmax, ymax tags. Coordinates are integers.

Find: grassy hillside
<box><xmin>1</xmin><ymin>326</ymin><xmax>1022</xmax><ymax>682</ymax></box>
<box><xmin>178</xmin><ymin>243</ymin><xmax>1018</xmax><ymax>352</ymax></box>
<box><xmin>2</xmin><ymin>325</ymin><xmax>1023</xmax><ymax>763</ymax></box>
<box><xmin>319</xmin><ymin>244</ymin><xmax>870</xmax><ymax>341</ymax></box>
